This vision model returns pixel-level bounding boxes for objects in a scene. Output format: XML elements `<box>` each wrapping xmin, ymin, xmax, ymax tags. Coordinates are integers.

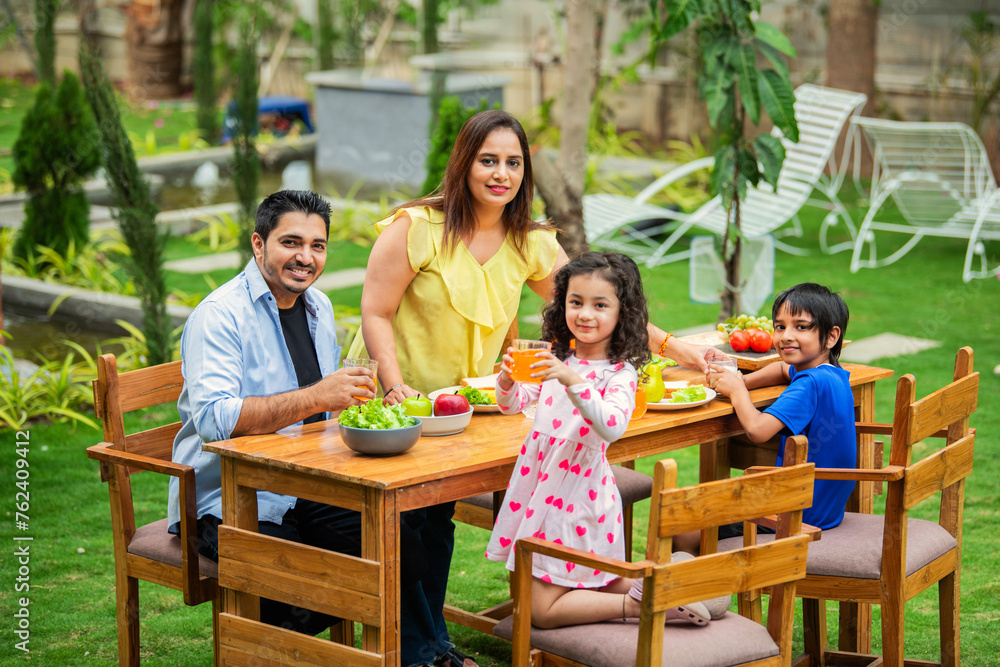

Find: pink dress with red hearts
<box><xmin>485</xmin><ymin>356</ymin><xmax>637</xmax><ymax>588</ymax></box>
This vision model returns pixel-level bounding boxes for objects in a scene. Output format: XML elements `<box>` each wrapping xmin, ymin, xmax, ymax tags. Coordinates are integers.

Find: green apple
<box><xmin>401</xmin><ymin>395</ymin><xmax>433</xmax><ymax>417</ymax></box>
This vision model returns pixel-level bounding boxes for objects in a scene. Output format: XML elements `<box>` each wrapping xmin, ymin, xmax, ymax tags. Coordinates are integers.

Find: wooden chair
<box><xmin>87</xmin><ymin>353</ymin><xmax>220</xmax><ymax>666</ymax></box>
<box><xmin>495</xmin><ymin>436</ymin><xmax>815</xmax><ymax>666</ymax></box>
<box><xmin>721</xmin><ymin>347</ymin><xmax>978</xmax><ymax>667</ymax></box>
<box><xmin>87</xmin><ymin>353</ymin><xmax>354</xmax><ymax>665</ymax></box>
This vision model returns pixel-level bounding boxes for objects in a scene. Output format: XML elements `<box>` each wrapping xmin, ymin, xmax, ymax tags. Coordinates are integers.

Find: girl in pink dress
<box><xmin>485</xmin><ymin>252</ymin><xmax>665</xmax><ymax>628</ymax></box>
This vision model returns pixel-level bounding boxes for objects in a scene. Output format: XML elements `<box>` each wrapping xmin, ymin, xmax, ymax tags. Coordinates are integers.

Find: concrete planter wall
<box><xmin>306</xmin><ymin>69</ymin><xmax>508</xmax><ymax>195</ymax></box>
<box><xmin>3</xmin><ymin>276</ymin><xmax>193</xmax><ymax>335</ymax></box>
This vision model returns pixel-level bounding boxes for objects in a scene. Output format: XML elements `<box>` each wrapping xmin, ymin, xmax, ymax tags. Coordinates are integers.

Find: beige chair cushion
<box><xmin>127</xmin><ymin>518</ymin><xmax>219</xmax><ymax>579</ymax></box>
<box><xmin>494</xmin><ymin>610</ymin><xmax>778</xmax><ymax>666</ymax></box>
<box><xmin>717</xmin><ymin>512</ymin><xmax>957</xmax><ymax>579</ymax></box>
<box><xmin>462</xmin><ymin>465</ymin><xmax>653</xmax><ymax>510</ymax></box>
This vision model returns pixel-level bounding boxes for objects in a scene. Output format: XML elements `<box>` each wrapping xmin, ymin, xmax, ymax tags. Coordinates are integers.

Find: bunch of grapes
<box><xmin>717</xmin><ymin>313</ymin><xmax>774</xmax><ymax>336</ymax></box>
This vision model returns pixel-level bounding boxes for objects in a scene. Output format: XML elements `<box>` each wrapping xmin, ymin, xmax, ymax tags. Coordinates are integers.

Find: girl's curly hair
<box><xmin>542</xmin><ymin>252</ymin><xmax>651</xmax><ymax>370</ymax></box>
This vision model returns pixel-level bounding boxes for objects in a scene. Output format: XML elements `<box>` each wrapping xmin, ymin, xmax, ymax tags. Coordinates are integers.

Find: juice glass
<box><xmin>343</xmin><ymin>358</ymin><xmax>378</xmax><ymax>402</ymax></box>
<box><xmin>630</xmin><ymin>381</ymin><xmax>648</xmax><ymax>421</ymax></box>
<box><xmin>510</xmin><ymin>340</ymin><xmax>552</xmax><ymax>383</ymax></box>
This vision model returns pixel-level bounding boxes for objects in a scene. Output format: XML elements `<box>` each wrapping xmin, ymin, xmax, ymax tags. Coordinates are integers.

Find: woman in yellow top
<box><xmin>351</xmin><ymin>110</ymin><xmax>721</xmax><ymax>667</ymax></box>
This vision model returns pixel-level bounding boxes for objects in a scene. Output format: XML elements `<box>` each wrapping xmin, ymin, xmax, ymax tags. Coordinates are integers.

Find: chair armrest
<box><xmin>515</xmin><ymin>537</ymin><xmax>654</xmax><ymax>580</ymax></box>
<box><xmin>87</xmin><ymin>441</ymin><xmax>194</xmax><ymax>478</ymax></box>
<box><xmin>750</xmin><ymin>515</ymin><xmax>823</xmax><ymax>542</ymax></box>
<box><xmin>856</xmin><ymin>422</ymin><xmax>894</xmax><ymax>436</ymax></box>
<box><xmin>750</xmin><ymin>462</ymin><xmax>905</xmax><ymax>482</ymax></box>
<box><xmin>814</xmin><ymin>465</ymin><xmax>905</xmax><ymax>482</ymax></box>
<box><xmin>87</xmin><ymin>442</ymin><xmax>209</xmax><ymax>605</ymax></box>
<box><xmin>635</xmin><ymin>157</ymin><xmax>715</xmax><ymax>204</ymax></box>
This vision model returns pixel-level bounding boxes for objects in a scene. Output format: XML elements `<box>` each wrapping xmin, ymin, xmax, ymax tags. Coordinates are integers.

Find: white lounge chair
<box><xmin>849</xmin><ymin>117</ymin><xmax>1000</xmax><ymax>281</ymax></box>
<box><xmin>583</xmin><ymin>84</ymin><xmax>868</xmax><ymax>267</ymax></box>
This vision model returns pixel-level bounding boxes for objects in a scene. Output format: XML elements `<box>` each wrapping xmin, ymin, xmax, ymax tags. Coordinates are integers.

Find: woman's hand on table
<box><xmin>382</xmin><ymin>383</ymin><xmax>420</xmax><ymax>406</ymax></box>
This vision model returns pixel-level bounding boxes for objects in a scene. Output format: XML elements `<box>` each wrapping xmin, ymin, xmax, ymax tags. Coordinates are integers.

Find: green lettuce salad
<box><xmin>668</xmin><ymin>386</ymin><xmax>708</xmax><ymax>403</ymax></box>
<box><xmin>457</xmin><ymin>386</ymin><xmax>495</xmax><ymax>405</ymax></box>
<box><xmin>338</xmin><ymin>398</ymin><xmax>415</xmax><ymax>430</ymax></box>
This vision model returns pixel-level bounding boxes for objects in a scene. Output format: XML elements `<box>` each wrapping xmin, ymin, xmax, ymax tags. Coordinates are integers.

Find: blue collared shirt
<box><xmin>167</xmin><ymin>260</ymin><xmax>342</xmax><ymax>529</ymax></box>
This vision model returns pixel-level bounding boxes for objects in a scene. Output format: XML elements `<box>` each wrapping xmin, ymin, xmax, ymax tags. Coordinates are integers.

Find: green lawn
<box><xmin>1</xmin><ymin>195</ymin><xmax>998</xmax><ymax>665</ymax></box>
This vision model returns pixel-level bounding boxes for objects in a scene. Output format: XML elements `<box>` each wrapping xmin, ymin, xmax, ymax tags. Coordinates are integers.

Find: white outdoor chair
<box><xmin>583</xmin><ymin>84</ymin><xmax>868</xmax><ymax>267</ymax></box>
<box><xmin>849</xmin><ymin>117</ymin><xmax>1000</xmax><ymax>282</ymax></box>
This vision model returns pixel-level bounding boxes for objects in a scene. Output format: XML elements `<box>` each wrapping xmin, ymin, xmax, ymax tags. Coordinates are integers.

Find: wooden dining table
<box><xmin>204</xmin><ymin>362</ymin><xmax>892</xmax><ymax>666</ymax></box>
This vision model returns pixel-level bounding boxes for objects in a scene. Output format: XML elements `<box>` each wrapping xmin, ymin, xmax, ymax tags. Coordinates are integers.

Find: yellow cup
<box><xmin>343</xmin><ymin>358</ymin><xmax>378</xmax><ymax>402</ymax></box>
<box><xmin>510</xmin><ymin>340</ymin><xmax>552</xmax><ymax>384</ymax></box>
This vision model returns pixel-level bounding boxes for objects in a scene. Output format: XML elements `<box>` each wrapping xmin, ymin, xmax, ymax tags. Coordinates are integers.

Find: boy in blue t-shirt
<box><xmin>710</xmin><ymin>282</ymin><xmax>856</xmax><ymax>531</ymax></box>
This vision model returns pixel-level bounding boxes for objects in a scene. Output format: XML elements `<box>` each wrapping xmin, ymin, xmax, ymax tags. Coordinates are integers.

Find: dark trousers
<box><xmin>197</xmin><ymin>499</ymin><xmax>428</xmax><ymax>638</ymax></box>
<box><xmin>400</xmin><ymin>501</ymin><xmax>458</xmax><ymax>667</ymax></box>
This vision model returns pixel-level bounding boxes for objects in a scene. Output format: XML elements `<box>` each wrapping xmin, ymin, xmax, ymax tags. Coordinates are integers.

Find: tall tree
<box><xmin>532</xmin><ymin>0</ymin><xmax>597</xmax><ymax>259</ymax></box>
<box><xmin>231</xmin><ymin>14</ymin><xmax>260</xmax><ymax>268</ymax></box>
<box><xmin>34</xmin><ymin>0</ymin><xmax>57</xmax><ymax>84</ymax></box>
<box><xmin>193</xmin><ymin>0</ymin><xmax>218</xmax><ymax>143</ymax></box>
<box><xmin>651</xmin><ymin>0</ymin><xmax>799</xmax><ymax>318</ymax></box>
<box><xmin>123</xmin><ymin>0</ymin><xmax>184</xmax><ymax>98</ymax></box>
<box><xmin>80</xmin><ymin>43</ymin><xmax>172</xmax><ymax>365</ymax></box>
<box><xmin>826</xmin><ymin>0</ymin><xmax>877</xmax><ymax>174</ymax></box>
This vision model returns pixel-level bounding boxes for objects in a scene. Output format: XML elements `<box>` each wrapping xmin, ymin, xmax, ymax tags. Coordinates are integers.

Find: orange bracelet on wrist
<box><xmin>658</xmin><ymin>333</ymin><xmax>674</xmax><ymax>356</ymax></box>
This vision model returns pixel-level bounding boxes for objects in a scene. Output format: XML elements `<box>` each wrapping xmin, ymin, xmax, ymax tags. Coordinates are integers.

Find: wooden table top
<box><xmin>203</xmin><ymin>364</ymin><xmax>892</xmax><ymax>494</ymax></box>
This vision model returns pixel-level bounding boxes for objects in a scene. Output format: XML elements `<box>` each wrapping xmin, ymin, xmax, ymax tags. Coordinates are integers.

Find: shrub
<box><xmin>11</xmin><ymin>71</ymin><xmax>101</xmax><ymax>262</ymax></box>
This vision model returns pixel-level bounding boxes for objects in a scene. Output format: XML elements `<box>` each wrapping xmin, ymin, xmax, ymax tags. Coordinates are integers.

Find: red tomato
<box><xmin>749</xmin><ymin>329</ymin><xmax>772</xmax><ymax>353</ymax></box>
<box><xmin>729</xmin><ymin>330</ymin><xmax>750</xmax><ymax>352</ymax></box>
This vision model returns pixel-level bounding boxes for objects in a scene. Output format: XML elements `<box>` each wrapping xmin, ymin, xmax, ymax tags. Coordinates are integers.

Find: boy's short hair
<box><xmin>771</xmin><ymin>283</ymin><xmax>849</xmax><ymax>366</ymax></box>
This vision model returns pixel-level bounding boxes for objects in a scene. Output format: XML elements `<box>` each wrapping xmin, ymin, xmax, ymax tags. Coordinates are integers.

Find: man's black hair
<box><xmin>254</xmin><ymin>190</ymin><xmax>331</xmax><ymax>241</ymax></box>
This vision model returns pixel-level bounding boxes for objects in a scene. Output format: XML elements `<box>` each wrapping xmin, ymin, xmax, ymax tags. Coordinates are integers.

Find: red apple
<box><xmin>434</xmin><ymin>394</ymin><xmax>471</xmax><ymax>416</ymax></box>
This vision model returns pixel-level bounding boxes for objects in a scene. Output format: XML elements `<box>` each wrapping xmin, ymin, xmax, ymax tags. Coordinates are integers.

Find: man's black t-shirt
<box><xmin>278</xmin><ymin>296</ymin><xmax>324</xmax><ymax>425</ymax></box>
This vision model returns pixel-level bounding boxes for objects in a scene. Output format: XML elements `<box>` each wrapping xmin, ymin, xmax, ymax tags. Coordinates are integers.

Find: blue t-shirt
<box><xmin>766</xmin><ymin>364</ymin><xmax>857</xmax><ymax>529</ymax></box>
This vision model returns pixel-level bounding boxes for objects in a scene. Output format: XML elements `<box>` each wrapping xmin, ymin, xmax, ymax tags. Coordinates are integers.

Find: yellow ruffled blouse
<box><xmin>347</xmin><ymin>205</ymin><xmax>560</xmax><ymax>396</ymax></box>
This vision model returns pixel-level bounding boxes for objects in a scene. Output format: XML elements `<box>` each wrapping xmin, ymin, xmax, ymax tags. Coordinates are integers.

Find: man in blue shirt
<box><xmin>168</xmin><ymin>190</ymin><xmax>383</xmax><ymax>636</ymax></box>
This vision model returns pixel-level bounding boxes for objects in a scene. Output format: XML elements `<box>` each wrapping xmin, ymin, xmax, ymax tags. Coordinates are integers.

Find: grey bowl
<box><xmin>338</xmin><ymin>418</ymin><xmax>423</xmax><ymax>455</ymax></box>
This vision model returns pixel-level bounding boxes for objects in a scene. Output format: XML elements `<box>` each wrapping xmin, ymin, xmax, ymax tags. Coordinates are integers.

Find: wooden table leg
<box><xmin>840</xmin><ymin>382</ymin><xmax>876</xmax><ymax>653</ymax></box>
<box><xmin>700</xmin><ymin>439</ymin><xmax>730</xmax><ymax>554</ymax></box>
<box><xmin>220</xmin><ymin>457</ymin><xmax>259</xmax><ymax>621</ymax></box>
<box><xmin>363</xmin><ymin>487</ymin><xmax>400</xmax><ymax>665</ymax></box>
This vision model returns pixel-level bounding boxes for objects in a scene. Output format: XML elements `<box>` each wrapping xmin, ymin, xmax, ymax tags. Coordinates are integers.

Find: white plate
<box><xmin>647</xmin><ymin>387</ymin><xmax>717</xmax><ymax>410</ymax></box>
<box><xmin>428</xmin><ymin>386</ymin><xmax>501</xmax><ymax>413</ymax></box>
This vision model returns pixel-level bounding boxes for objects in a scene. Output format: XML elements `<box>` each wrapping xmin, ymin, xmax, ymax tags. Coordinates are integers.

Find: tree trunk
<box><xmin>826</xmin><ymin>0</ymin><xmax>878</xmax><ymax>176</ymax></box>
<box><xmin>534</xmin><ymin>0</ymin><xmax>597</xmax><ymax>259</ymax></box>
<box><xmin>124</xmin><ymin>0</ymin><xmax>185</xmax><ymax>99</ymax></box>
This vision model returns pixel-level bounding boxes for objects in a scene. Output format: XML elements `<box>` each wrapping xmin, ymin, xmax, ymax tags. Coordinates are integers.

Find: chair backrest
<box><xmin>888</xmin><ymin>347</ymin><xmax>977</xmax><ymax>528</ymax></box>
<box><xmin>853</xmin><ymin>118</ymin><xmax>998</xmax><ymax>228</ymax></box>
<box><xmin>636</xmin><ymin>436</ymin><xmax>815</xmax><ymax>663</ymax></box>
<box><xmin>694</xmin><ymin>84</ymin><xmax>868</xmax><ymax>236</ymax></box>
<box><xmin>93</xmin><ymin>353</ymin><xmax>184</xmax><ymax>463</ymax></box>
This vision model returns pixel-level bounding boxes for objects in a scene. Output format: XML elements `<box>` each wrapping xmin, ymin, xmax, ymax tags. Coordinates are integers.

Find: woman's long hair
<box><xmin>398</xmin><ymin>109</ymin><xmax>548</xmax><ymax>258</ymax></box>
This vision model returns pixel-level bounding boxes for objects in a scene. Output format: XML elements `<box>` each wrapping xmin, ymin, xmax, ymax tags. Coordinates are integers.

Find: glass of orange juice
<box><xmin>630</xmin><ymin>380</ymin><xmax>648</xmax><ymax>422</ymax></box>
<box><xmin>343</xmin><ymin>358</ymin><xmax>378</xmax><ymax>402</ymax></box>
<box><xmin>510</xmin><ymin>339</ymin><xmax>552</xmax><ymax>383</ymax></box>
